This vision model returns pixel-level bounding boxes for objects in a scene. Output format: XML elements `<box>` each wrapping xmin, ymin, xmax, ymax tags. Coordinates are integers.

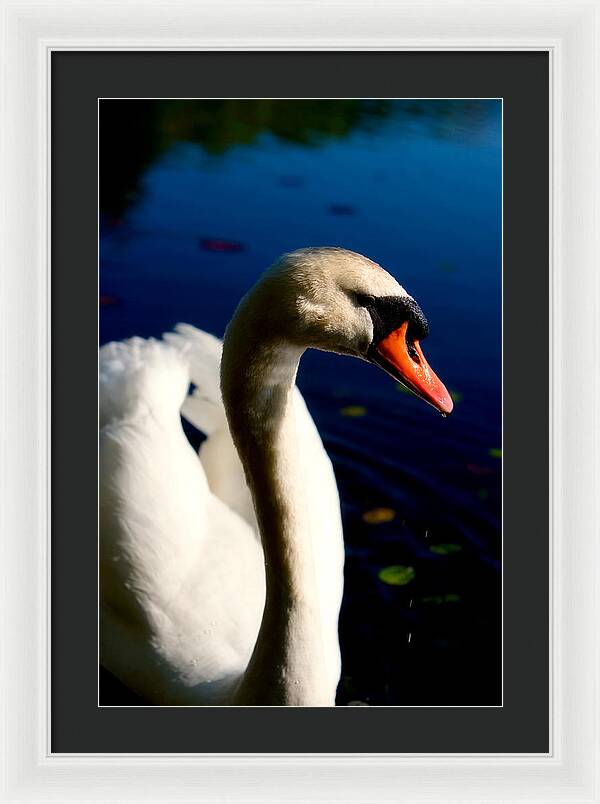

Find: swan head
<box><xmin>232</xmin><ymin>247</ymin><xmax>453</xmax><ymax>416</ymax></box>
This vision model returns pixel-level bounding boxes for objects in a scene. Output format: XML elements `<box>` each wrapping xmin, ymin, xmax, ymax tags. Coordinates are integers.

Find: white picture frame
<box><xmin>1</xmin><ymin>0</ymin><xmax>598</xmax><ymax>801</ymax></box>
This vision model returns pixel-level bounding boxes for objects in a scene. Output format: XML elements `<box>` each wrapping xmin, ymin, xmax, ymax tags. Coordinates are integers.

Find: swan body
<box><xmin>100</xmin><ymin>248</ymin><xmax>452</xmax><ymax>705</ymax></box>
<box><xmin>100</xmin><ymin>329</ymin><xmax>343</xmax><ymax>704</ymax></box>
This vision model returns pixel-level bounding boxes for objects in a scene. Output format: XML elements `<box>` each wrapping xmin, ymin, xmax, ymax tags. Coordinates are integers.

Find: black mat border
<box><xmin>51</xmin><ymin>51</ymin><xmax>549</xmax><ymax>753</ymax></box>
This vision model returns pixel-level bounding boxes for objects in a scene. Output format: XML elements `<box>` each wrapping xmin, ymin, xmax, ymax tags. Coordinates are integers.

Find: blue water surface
<box><xmin>100</xmin><ymin>100</ymin><xmax>502</xmax><ymax>706</ymax></box>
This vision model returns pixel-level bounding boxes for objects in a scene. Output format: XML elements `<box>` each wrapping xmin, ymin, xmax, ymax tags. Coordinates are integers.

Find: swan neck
<box><xmin>221</xmin><ymin>312</ymin><xmax>330</xmax><ymax>704</ymax></box>
<box><xmin>222</xmin><ymin>334</ymin><xmax>314</xmax><ymax>590</ymax></box>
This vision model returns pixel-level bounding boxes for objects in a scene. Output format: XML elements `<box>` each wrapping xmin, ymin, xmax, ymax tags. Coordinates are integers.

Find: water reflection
<box><xmin>100</xmin><ymin>99</ymin><xmax>495</xmax><ymax>217</ymax></box>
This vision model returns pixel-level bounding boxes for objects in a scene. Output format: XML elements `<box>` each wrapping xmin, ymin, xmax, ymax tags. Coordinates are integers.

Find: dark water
<box><xmin>100</xmin><ymin>99</ymin><xmax>502</xmax><ymax>706</ymax></box>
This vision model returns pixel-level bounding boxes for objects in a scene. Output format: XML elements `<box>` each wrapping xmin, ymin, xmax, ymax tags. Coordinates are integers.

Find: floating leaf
<box><xmin>429</xmin><ymin>543</ymin><xmax>462</xmax><ymax>555</ymax></box>
<box><xmin>340</xmin><ymin>405</ymin><xmax>367</xmax><ymax>417</ymax></box>
<box><xmin>433</xmin><ymin>637</ymin><xmax>450</xmax><ymax>649</ymax></box>
<box><xmin>329</xmin><ymin>203</ymin><xmax>356</xmax><ymax>215</ymax></box>
<box><xmin>438</xmin><ymin>260</ymin><xmax>458</xmax><ymax>274</ymax></box>
<box><xmin>362</xmin><ymin>507</ymin><xmax>396</xmax><ymax>525</ymax></box>
<box><xmin>467</xmin><ymin>463</ymin><xmax>492</xmax><ymax>476</ymax></box>
<box><xmin>378</xmin><ymin>565</ymin><xmax>415</xmax><ymax>586</ymax></box>
<box><xmin>200</xmin><ymin>238</ymin><xmax>245</xmax><ymax>252</ymax></box>
<box><xmin>489</xmin><ymin>447</ymin><xmax>502</xmax><ymax>459</ymax></box>
<box><xmin>279</xmin><ymin>175</ymin><xmax>304</xmax><ymax>187</ymax></box>
<box><xmin>422</xmin><ymin>593</ymin><xmax>461</xmax><ymax>604</ymax></box>
<box><xmin>449</xmin><ymin>389</ymin><xmax>463</xmax><ymax>403</ymax></box>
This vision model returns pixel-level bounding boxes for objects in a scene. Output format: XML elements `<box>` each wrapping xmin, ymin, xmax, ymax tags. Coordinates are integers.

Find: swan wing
<box><xmin>99</xmin><ymin>336</ymin><xmax>264</xmax><ymax>704</ymax></box>
<box><xmin>291</xmin><ymin>389</ymin><xmax>345</xmax><ymax>689</ymax></box>
<box><xmin>164</xmin><ymin>324</ymin><xmax>259</xmax><ymax>531</ymax></box>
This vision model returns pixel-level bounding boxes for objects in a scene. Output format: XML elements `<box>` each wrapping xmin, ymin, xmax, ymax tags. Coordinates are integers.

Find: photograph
<box><xmin>99</xmin><ymin>98</ymin><xmax>502</xmax><ymax>707</ymax></box>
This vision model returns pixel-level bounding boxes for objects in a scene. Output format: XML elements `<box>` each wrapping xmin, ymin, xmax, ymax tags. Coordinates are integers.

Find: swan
<box><xmin>99</xmin><ymin>247</ymin><xmax>453</xmax><ymax>706</ymax></box>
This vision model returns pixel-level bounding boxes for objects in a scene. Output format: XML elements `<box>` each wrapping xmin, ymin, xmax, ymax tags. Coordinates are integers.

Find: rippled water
<box><xmin>100</xmin><ymin>100</ymin><xmax>502</xmax><ymax>705</ymax></box>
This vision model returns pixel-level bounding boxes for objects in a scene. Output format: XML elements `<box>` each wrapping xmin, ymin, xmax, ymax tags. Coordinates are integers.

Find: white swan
<box><xmin>99</xmin><ymin>247</ymin><xmax>453</xmax><ymax>706</ymax></box>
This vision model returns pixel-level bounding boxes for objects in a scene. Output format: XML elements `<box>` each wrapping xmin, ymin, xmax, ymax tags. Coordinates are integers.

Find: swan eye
<box><xmin>359</xmin><ymin>294</ymin><xmax>430</xmax><ymax>347</ymax></box>
<box><xmin>406</xmin><ymin>338</ymin><xmax>421</xmax><ymax>363</ymax></box>
<box><xmin>355</xmin><ymin>293</ymin><xmax>375</xmax><ymax>308</ymax></box>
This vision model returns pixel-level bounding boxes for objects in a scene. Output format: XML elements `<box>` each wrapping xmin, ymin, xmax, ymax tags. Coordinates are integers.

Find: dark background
<box><xmin>52</xmin><ymin>51</ymin><xmax>548</xmax><ymax>752</ymax></box>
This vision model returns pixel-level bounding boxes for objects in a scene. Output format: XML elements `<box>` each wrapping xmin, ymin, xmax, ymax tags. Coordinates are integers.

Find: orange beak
<box><xmin>373</xmin><ymin>321</ymin><xmax>453</xmax><ymax>416</ymax></box>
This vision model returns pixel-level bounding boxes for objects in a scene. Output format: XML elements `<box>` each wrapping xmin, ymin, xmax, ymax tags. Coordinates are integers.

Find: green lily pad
<box><xmin>422</xmin><ymin>593</ymin><xmax>462</xmax><ymax>604</ymax></box>
<box><xmin>489</xmin><ymin>447</ymin><xmax>502</xmax><ymax>459</ymax></box>
<box><xmin>378</xmin><ymin>565</ymin><xmax>415</xmax><ymax>586</ymax></box>
<box><xmin>340</xmin><ymin>405</ymin><xmax>367</xmax><ymax>417</ymax></box>
<box><xmin>362</xmin><ymin>507</ymin><xmax>396</xmax><ymax>524</ymax></box>
<box><xmin>429</xmin><ymin>543</ymin><xmax>462</xmax><ymax>555</ymax></box>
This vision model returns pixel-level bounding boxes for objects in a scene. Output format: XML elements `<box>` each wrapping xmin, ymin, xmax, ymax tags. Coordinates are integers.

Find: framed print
<box><xmin>61</xmin><ymin>52</ymin><xmax>541</xmax><ymax>751</ymax></box>
<box><xmin>2</xmin><ymin>1</ymin><xmax>599</xmax><ymax>802</ymax></box>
